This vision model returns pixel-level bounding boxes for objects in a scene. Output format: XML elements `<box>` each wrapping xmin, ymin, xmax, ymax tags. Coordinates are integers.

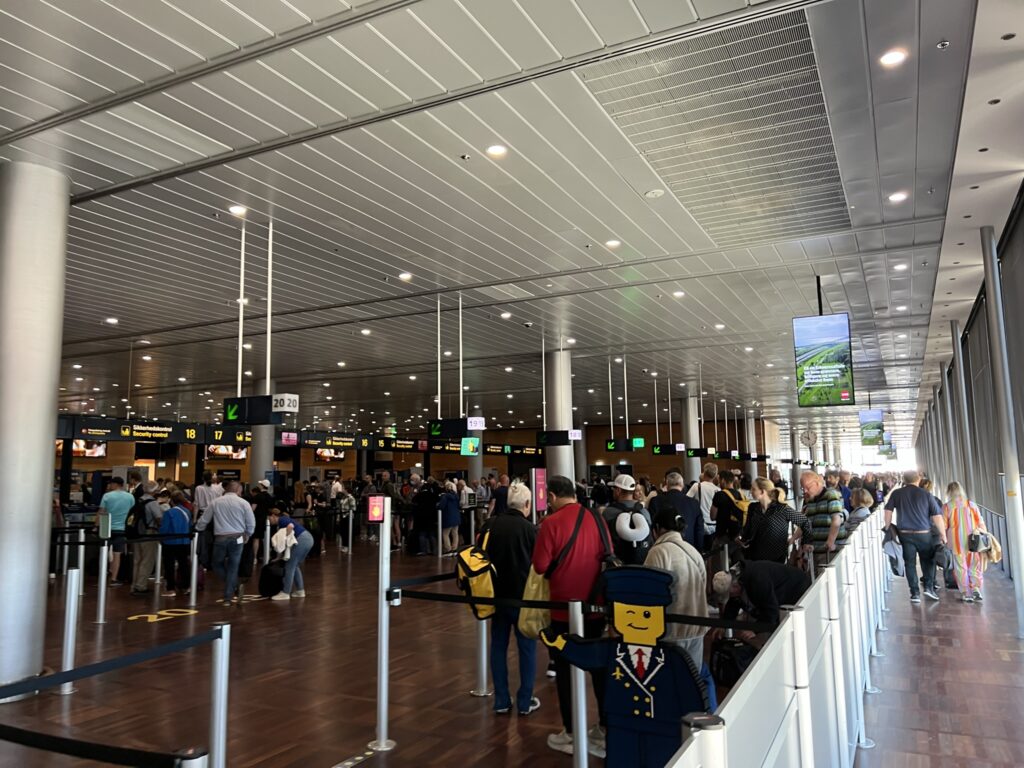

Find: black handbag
<box><xmin>968</xmin><ymin>531</ymin><xmax>992</xmax><ymax>553</ymax></box>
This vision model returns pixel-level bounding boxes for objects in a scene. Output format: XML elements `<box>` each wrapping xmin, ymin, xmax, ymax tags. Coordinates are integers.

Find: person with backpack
<box><xmin>159</xmin><ymin>490</ymin><xmax>192</xmax><ymax>597</ymax></box>
<box><xmin>99</xmin><ymin>476</ymin><xmax>134</xmax><ymax>586</ymax></box>
<box><xmin>532</xmin><ymin>475</ymin><xmax>612</xmax><ymax>758</ymax></box>
<box><xmin>687</xmin><ymin>463</ymin><xmax>720</xmax><ymax>542</ymax></box>
<box><xmin>710</xmin><ymin>472</ymin><xmax>746</xmax><ymax>542</ymax></box>
<box><xmin>482</xmin><ymin>481</ymin><xmax>540</xmax><ymax>716</ymax></box>
<box><xmin>602</xmin><ymin>474</ymin><xmax>653</xmax><ymax>565</ymax></box>
<box><xmin>647</xmin><ymin>472</ymin><xmax>704</xmax><ymax>551</ymax></box>
<box><xmin>129</xmin><ymin>481</ymin><xmax>163</xmax><ymax>595</ymax></box>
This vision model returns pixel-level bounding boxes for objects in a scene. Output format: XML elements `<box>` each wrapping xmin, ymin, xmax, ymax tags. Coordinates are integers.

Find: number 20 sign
<box><xmin>272</xmin><ymin>393</ymin><xmax>300</xmax><ymax>413</ymax></box>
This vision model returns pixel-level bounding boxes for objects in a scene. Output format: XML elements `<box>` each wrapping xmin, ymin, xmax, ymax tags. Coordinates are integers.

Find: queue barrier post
<box><xmin>188</xmin><ymin>533</ymin><xmax>199</xmax><ymax>609</ymax></box>
<box><xmin>682</xmin><ymin>714</ymin><xmax>727</xmax><ymax>768</ymax></box>
<box><xmin>469</xmin><ymin>507</ymin><xmax>475</xmax><ymax>544</ymax></box>
<box><xmin>61</xmin><ymin>531</ymin><xmax>69</xmax><ymax>575</ymax></box>
<box><xmin>469</xmin><ymin>618</ymin><xmax>492</xmax><ymax>697</ymax></box>
<box><xmin>96</xmin><ymin>540</ymin><xmax>108</xmax><ymax>624</ymax></box>
<box><xmin>154</xmin><ymin>541</ymin><xmax>163</xmax><ymax>590</ymax></box>
<box><xmin>369</xmin><ymin>497</ymin><xmax>397</xmax><ymax>753</ymax></box>
<box><xmin>77</xmin><ymin>529</ymin><xmax>86</xmax><ymax>595</ymax></box>
<box><xmin>722</xmin><ymin>545</ymin><xmax>733</xmax><ymax>640</ymax></box>
<box><xmin>209</xmin><ymin>623</ymin><xmax>231</xmax><ymax>768</ymax></box>
<box><xmin>568</xmin><ymin>600</ymin><xmax>589</xmax><ymax>768</ymax></box>
<box><xmin>263</xmin><ymin>519</ymin><xmax>270</xmax><ymax>566</ymax></box>
<box><xmin>347</xmin><ymin>511</ymin><xmax>354</xmax><ymax>556</ymax></box>
<box><xmin>782</xmin><ymin>605</ymin><xmax>815</xmax><ymax>767</ymax></box>
<box><xmin>437</xmin><ymin>509</ymin><xmax>443</xmax><ymax>561</ymax></box>
<box><xmin>58</xmin><ymin>568</ymin><xmax>81</xmax><ymax>696</ymax></box>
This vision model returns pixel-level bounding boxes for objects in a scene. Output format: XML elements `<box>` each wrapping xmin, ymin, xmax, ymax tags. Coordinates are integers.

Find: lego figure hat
<box><xmin>604</xmin><ymin>566</ymin><xmax>675</xmax><ymax>607</ymax></box>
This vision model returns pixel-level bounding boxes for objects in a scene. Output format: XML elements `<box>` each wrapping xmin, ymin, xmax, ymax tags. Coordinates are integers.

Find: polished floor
<box><xmin>855</xmin><ymin>565</ymin><xmax>1024</xmax><ymax>768</ymax></box>
<box><xmin>3</xmin><ymin>540</ymin><xmax>1023</xmax><ymax>767</ymax></box>
<box><xmin>1</xmin><ymin>539</ymin><xmax>600</xmax><ymax>767</ymax></box>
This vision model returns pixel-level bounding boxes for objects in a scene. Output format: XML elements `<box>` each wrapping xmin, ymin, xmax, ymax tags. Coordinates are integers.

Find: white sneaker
<box><xmin>292</xmin><ymin>590</ymin><xmax>306</xmax><ymax>598</ymax></box>
<box><xmin>340</xmin><ymin>547</ymin><xmax>349</xmax><ymax>554</ymax></box>
<box><xmin>588</xmin><ymin>725</ymin><xmax>607</xmax><ymax>758</ymax></box>
<box><xmin>546</xmin><ymin>730</ymin><xmax>573</xmax><ymax>755</ymax></box>
<box><xmin>271</xmin><ymin>592</ymin><xmax>290</xmax><ymax>601</ymax></box>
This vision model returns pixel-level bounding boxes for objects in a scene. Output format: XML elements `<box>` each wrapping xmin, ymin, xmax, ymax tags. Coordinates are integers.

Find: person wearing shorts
<box><xmin>99</xmin><ymin>477</ymin><xmax>135</xmax><ymax>585</ymax></box>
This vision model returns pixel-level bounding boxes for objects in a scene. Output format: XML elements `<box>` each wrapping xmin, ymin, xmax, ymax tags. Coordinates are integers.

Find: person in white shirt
<box><xmin>330</xmin><ymin>477</ymin><xmax>343</xmax><ymax>501</ymax></box>
<box><xmin>686</xmin><ymin>463</ymin><xmax>720</xmax><ymax>539</ymax></box>
<box><xmin>196</xmin><ymin>480</ymin><xmax>254</xmax><ymax>604</ymax></box>
<box><xmin>193</xmin><ymin>471</ymin><xmax>224</xmax><ymax>521</ymax></box>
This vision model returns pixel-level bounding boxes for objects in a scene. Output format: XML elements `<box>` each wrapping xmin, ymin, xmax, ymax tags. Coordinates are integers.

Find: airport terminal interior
<box><xmin>1</xmin><ymin>0</ymin><xmax>1023</xmax><ymax>766</ymax></box>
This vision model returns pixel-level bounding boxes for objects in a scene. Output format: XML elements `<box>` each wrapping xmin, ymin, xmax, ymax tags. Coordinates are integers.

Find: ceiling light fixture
<box><xmin>443</xmin><ymin>350</ymin><xmax>452</xmax><ymax>357</ymax></box>
<box><xmin>605</xmin><ymin>239</ymin><xmax>621</xmax><ymax>249</ymax></box>
<box><xmin>714</xmin><ymin>323</ymin><xmax>725</xmax><ymax>330</ymax></box>
<box><xmin>72</xmin><ymin>363</ymin><xmax>82</xmax><ymax>369</ymax></box>
<box><xmin>566</xmin><ymin>337</ymin><xmax>576</xmax><ymax>345</ymax></box>
<box><xmin>486</xmin><ymin>145</ymin><xmax>507</xmax><ymax>157</ymax></box>
<box><xmin>409</xmin><ymin>375</ymin><xmax>417</xmax><ymax>380</ymax></box>
<box><xmin>500</xmin><ymin>311</ymin><xmax>512</xmax><ymax>320</ymax></box>
<box><xmin>141</xmin><ymin>355</ymin><xmax>152</xmax><ymax>361</ymax></box>
<box><xmin>888</xmin><ymin>191</ymin><xmax>908</xmax><ymax>203</ymax></box>
<box><xmin>242</xmin><ymin>342</ymin><xmax>252</xmax><ymax>350</ymax></box>
<box><xmin>896</xmin><ymin>305</ymin><xmax>908</xmax><ymax>312</ymax></box>
<box><xmin>177</xmin><ymin>377</ymin><xmax>187</xmax><ymax>382</ymax></box>
<box><xmin>360</xmin><ymin>328</ymin><xmax>371</xmax><ymax>335</ymax></box>
<box><xmin>644</xmin><ymin>189</ymin><xmax>665</xmax><ymax>199</ymax></box>
<box><xmin>614</xmin><ymin>357</ymin><xmax>623</xmax><ymax>363</ymax></box>
<box><xmin>894</xmin><ymin>264</ymin><xmax>908</xmax><ymax>271</ymax></box>
<box><xmin>105</xmin><ymin>317</ymin><xmax>118</xmax><ymax>325</ymax></box>
<box><xmin>673</xmin><ymin>290</ymin><xmax>685</xmax><ymax>298</ymax></box>
<box><xmin>398</xmin><ymin>272</ymin><xmax>412</xmax><ymax>281</ymax></box>
<box><xmin>228</xmin><ymin>205</ymin><xmax>247</xmax><ymax>216</ymax></box>
<box><xmin>879</xmin><ymin>48</ymin><xmax>908</xmax><ymax>68</ymax></box>
<box><xmin>504</xmin><ymin>366</ymin><xmax>513</xmax><ymax>372</ymax></box>
<box><xmin>337</xmin><ymin>361</ymin><xmax>346</xmax><ymax>367</ymax></box>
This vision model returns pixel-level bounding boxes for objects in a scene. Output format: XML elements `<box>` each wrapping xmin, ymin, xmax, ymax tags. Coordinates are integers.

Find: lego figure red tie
<box><xmin>634</xmin><ymin>649</ymin><xmax>646</xmax><ymax>678</ymax></box>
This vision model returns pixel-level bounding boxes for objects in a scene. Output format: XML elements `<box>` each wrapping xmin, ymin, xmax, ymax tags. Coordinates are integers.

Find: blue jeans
<box><xmin>213</xmin><ymin>537</ymin><xmax>243</xmax><ymax>601</ymax></box>
<box><xmin>283</xmin><ymin>531</ymin><xmax>314</xmax><ymax>593</ymax></box>
<box><xmin>490</xmin><ymin>607</ymin><xmax>537</xmax><ymax>712</ymax></box>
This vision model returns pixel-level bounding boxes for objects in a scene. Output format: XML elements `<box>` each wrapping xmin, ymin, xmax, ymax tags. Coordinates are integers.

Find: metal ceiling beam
<box><xmin>0</xmin><ymin>0</ymin><xmax>424</xmax><ymax>149</ymax></box>
<box><xmin>68</xmin><ymin>0</ymin><xmax>826</xmax><ymax>206</ymax></box>
<box><xmin>62</xmin><ymin>234</ymin><xmax>943</xmax><ymax>352</ymax></box>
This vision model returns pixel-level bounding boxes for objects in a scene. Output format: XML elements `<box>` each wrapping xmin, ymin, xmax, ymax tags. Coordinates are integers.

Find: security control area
<box><xmin>1</xmin><ymin>0</ymin><xmax>1023</xmax><ymax>766</ymax></box>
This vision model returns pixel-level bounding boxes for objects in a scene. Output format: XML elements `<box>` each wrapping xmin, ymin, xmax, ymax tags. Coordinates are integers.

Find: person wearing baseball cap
<box><xmin>602</xmin><ymin>475</ymin><xmax>653</xmax><ymax>566</ymax></box>
<box><xmin>250</xmin><ymin>478</ymin><xmax>275</xmax><ymax>561</ymax></box>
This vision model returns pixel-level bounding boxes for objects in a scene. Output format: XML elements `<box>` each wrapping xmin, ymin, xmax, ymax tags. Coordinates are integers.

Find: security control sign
<box><xmin>206</xmin><ymin>425</ymin><xmax>252</xmax><ymax>445</ymax></box>
<box><xmin>271</xmin><ymin>393</ymin><xmax>300</xmax><ymax>413</ymax></box>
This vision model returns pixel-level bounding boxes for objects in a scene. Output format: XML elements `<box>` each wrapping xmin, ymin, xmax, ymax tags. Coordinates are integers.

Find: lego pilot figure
<box><xmin>541</xmin><ymin>566</ymin><xmax>709</xmax><ymax>768</ymax></box>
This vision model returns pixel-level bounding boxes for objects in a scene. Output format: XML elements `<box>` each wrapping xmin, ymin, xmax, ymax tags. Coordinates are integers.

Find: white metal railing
<box><xmin>668</xmin><ymin>516</ymin><xmax>891</xmax><ymax>767</ymax></box>
<box><xmin>978</xmin><ymin>504</ymin><xmax>1011</xmax><ymax>579</ymax></box>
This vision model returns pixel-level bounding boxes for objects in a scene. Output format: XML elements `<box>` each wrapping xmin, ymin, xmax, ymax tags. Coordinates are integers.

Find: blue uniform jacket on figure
<box><xmin>556</xmin><ymin>636</ymin><xmax>709</xmax><ymax>768</ymax></box>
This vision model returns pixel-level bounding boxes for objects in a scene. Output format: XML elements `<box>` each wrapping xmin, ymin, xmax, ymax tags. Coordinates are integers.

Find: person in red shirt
<box><xmin>532</xmin><ymin>475</ymin><xmax>611</xmax><ymax>758</ymax></box>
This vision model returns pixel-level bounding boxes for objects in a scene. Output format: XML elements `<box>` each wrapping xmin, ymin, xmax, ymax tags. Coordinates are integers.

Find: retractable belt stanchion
<box><xmin>154</xmin><ymin>542</ymin><xmax>162</xmax><ymax>590</ymax></box>
<box><xmin>58</xmin><ymin>568</ymin><xmax>81</xmax><ymax>696</ymax></box>
<box><xmin>209</xmin><ymin>623</ymin><xmax>231</xmax><ymax>768</ymax></box>
<box><xmin>263</xmin><ymin>519</ymin><xmax>270</xmax><ymax>566</ymax></box>
<box><xmin>436</xmin><ymin>509</ymin><xmax>443</xmax><ymax>561</ymax></box>
<box><xmin>722</xmin><ymin>545</ymin><xmax>733</xmax><ymax>640</ymax></box>
<box><xmin>824</xmin><ymin>565</ymin><xmax>852</xmax><ymax>768</ymax></box>
<box><xmin>61</xmin><ymin>531</ymin><xmax>69</xmax><ymax>575</ymax></box>
<box><xmin>568</xmin><ymin>600</ymin><xmax>589</xmax><ymax>768</ymax></box>
<box><xmin>77</xmin><ymin>529</ymin><xmax>86</xmax><ymax>595</ymax></box>
<box><xmin>782</xmin><ymin>605</ymin><xmax>814</xmax><ymax>767</ymax></box>
<box><xmin>188</xmin><ymin>533</ymin><xmax>199</xmax><ymax>609</ymax></box>
<box><xmin>347</xmin><ymin>511</ymin><xmax>354</xmax><ymax>556</ymax></box>
<box><xmin>370</xmin><ymin>496</ymin><xmax>396</xmax><ymax>753</ymax></box>
<box><xmin>469</xmin><ymin>507</ymin><xmax>475</xmax><ymax>544</ymax></box>
<box><xmin>96</xmin><ymin>541</ymin><xmax>109</xmax><ymax>624</ymax></box>
<box><xmin>469</xmin><ymin>619</ymin><xmax>492</xmax><ymax>697</ymax></box>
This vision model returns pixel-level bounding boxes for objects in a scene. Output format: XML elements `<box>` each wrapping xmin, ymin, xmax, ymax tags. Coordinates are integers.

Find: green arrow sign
<box><xmin>653</xmin><ymin>446</ymin><xmax>662</xmax><ymax>455</ymax></box>
<box><xmin>226</xmin><ymin>403</ymin><xmax>239</xmax><ymax>421</ymax></box>
<box><xmin>429</xmin><ymin>421</ymin><xmax>442</xmax><ymax>437</ymax></box>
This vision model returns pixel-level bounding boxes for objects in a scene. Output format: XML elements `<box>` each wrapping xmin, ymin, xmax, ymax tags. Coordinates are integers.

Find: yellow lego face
<box><xmin>612</xmin><ymin>602</ymin><xmax>666</xmax><ymax>645</ymax></box>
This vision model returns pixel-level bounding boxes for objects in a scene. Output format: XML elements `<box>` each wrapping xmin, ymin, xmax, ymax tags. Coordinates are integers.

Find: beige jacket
<box><xmin>644</xmin><ymin>531</ymin><xmax>708</xmax><ymax>642</ymax></box>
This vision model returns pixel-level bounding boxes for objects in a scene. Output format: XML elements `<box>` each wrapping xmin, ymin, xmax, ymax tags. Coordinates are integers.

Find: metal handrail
<box><xmin>977</xmin><ymin>504</ymin><xmax>1011</xmax><ymax>578</ymax></box>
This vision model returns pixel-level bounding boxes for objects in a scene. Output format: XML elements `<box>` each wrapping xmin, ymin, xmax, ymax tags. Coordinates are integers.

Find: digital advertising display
<box><xmin>207</xmin><ymin>444</ymin><xmax>248</xmax><ymax>460</ymax></box>
<box><xmin>460</xmin><ymin>437</ymin><xmax>480</xmax><ymax>456</ymax></box>
<box><xmin>859</xmin><ymin>410</ymin><xmax>884</xmax><ymax>446</ymax></box>
<box><xmin>56</xmin><ymin>439</ymin><xmax>107</xmax><ymax>458</ymax></box>
<box><xmin>792</xmin><ymin>312</ymin><xmax>855</xmax><ymax>407</ymax></box>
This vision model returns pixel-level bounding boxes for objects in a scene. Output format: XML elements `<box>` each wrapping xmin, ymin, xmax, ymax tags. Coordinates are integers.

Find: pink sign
<box><xmin>368</xmin><ymin>495</ymin><xmax>386</xmax><ymax>523</ymax></box>
<box><xmin>532</xmin><ymin>468</ymin><xmax>547</xmax><ymax>514</ymax></box>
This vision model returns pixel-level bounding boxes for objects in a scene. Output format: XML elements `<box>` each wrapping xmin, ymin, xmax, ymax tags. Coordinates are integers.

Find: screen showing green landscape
<box><xmin>793</xmin><ymin>313</ymin><xmax>855</xmax><ymax>407</ymax></box>
<box><xmin>859</xmin><ymin>409</ymin><xmax>884</xmax><ymax>445</ymax></box>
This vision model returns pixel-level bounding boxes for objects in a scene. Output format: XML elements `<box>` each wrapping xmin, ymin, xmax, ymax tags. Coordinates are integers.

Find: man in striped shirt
<box><xmin>800</xmin><ymin>471</ymin><xmax>847</xmax><ymax>565</ymax></box>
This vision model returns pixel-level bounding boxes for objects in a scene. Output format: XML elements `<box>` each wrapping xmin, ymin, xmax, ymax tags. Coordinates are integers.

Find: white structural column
<box><xmin>574</xmin><ymin>426</ymin><xmax>588</xmax><ymax>483</ymax></box>
<box><xmin>249</xmin><ymin>378</ymin><xmax>275</xmax><ymax>486</ymax></box>
<box><xmin>980</xmin><ymin>225</ymin><xmax>1024</xmax><ymax>639</ymax></box>
<box><xmin>790</xmin><ymin>429</ymin><xmax>802</xmax><ymax>513</ymax></box>
<box><xmin>544</xmin><ymin>349</ymin><xmax>575</xmax><ymax>482</ymax></box>
<box><xmin>0</xmin><ymin>161</ymin><xmax>70</xmax><ymax>686</ymax></box>
<box><xmin>467</xmin><ymin>405</ymin><xmax>483</xmax><ymax>484</ymax></box>
<box><xmin>682</xmin><ymin>395</ymin><xmax>701</xmax><ymax>482</ymax></box>
<box><xmin>941</xmin><ymin>365</ymin><xmax>964</xmax><ymax>485</ymax></box>
<box><xmin>744</xmin><ymin>413</ymin><xmax>758</xmax><ymax>479</ymax></box>
<box><xmin>950</xmin><ymin>320</ymin><xmax>976</xmax><ymax>494</ymax></box>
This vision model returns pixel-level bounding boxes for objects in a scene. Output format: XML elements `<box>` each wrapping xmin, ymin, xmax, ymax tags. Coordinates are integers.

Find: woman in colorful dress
<box><xmin>942</xmin><ymin>482</ymin><xmax>986</xmax><ymax>603</ymax></box>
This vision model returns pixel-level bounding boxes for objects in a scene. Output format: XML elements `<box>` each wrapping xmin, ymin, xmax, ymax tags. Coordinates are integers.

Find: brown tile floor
<box><xmin>854</xmin><ymin>565</ymin><xmax>1024</xmax><ymax>768</ymax></box>
<box><xmin>3</xmin><ymin>541</ymin><xmax>1022</xmax><ymax>767</ymax></box>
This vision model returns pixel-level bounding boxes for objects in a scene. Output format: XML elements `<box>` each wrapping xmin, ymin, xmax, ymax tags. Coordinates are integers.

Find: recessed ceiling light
<box><xmin>463</xmin><ymin>385</ymin><xmax>470</xmax><ymax>391</ymax></box>
<box><xmin>244</xmin><ymin>370</ymin><xmax>253</xmax><ymax>376</ymax></box>
<box><xmin>409</xmin><ymin>375</ymin><xmax>416</xmax><ymax>380</ymax></box>
<box><xmin>228</xmin><ymin>205</ymin><xmax>247</xmax><ymax>216</ymax></box>
<box><xmin>605</xmin><ymin>239</ymin><xmax>621</xmax><ymax>248</ymax></box>
<box><xmin>879</xmin><ymin>48</ymin><xmax>908</xmax><ymax>68</ymax></box>
<box><xmin>673</xmin><ymin>290</ymin><xmax>685</xmax><ymax>298</ymax></box>
<box><xmin>644</xmin><ymin>189</ymin><xmax>665</xmax><ymax>199</ymax></box>
<box><xmin>398</xmin><ymin>272</ymin><xmax>412</xmax><ymax>281</ymax></box>
<box><xmin>893</xmin><ymin>264</ymin><xmax>908</xmax><ymax>271</ymax></box>
<box><xmin>500</xmin><ymin>311</ymin><xmax>512</xmax><ymax>320</ymax></box>
<box><xmin>72</xmin><ymin>363</ymin><xmax>82</xmax><ymax>369</ymax></box>
<box><xmin>443</xmin><ymin>350</ymin><xmax>452</xmax><ymax>357</ymax></box>
<box><xmin>587</xmin><ymin>388</ymin><xmax>595</xmax><ymax>393</ymax></box>
<box><xmin>614</xmin><ymin>357</ymin><xmax>623</xmax><ymax>363</ymax></box>
<box><xmin>566</xmin><ymin>337</ymin><xmax>576</xmax><ymax>345</ymax></box>
<box><xmin>504</xmin><ymin>366</ymin><xmax>513</xmax><ymax>372</ymax></box>
<box><xmin>896</xmin><ymin>305</ymin><xmax>908</xmax><ymax>312</ymax></box>
<box><xmin>242</xmin><ymin>343</ymin><xmax>252</xmax><ymax>350</ymax></box>
<box><xmin>766</xmin><ymin>363</ymin><xmax>775</xmax><ymax>368</ymax></box>
<box><xmin>337</xmin><ymin>361</ymin><xmax>346</xmax><ymax>367</ymax></box>
<box><xmin>360</xmin><ymin>328</ymin><xmax>371</xmax><ymax>335</ymax></box>
<box><xmin>141</xmin><ymin>355</ymin><xmax>152</xmax><ymax>361</ymax></box>
<box><xmin>137</xmin><ymin>339</ymin><xmax>150</xmax><ymax>345</ymax></box>
<box><xmin>744</xmin><ymin>346</ymin><xmax>753</xmax><ymax>352</ymax></box>
<box><xmin>486</xmin><ymin>144</ymin><xmax>507</xmax><ymax>157</ymax></box>
<box><xmin>897</xmin><ymin>333</ymin><xmax>908</xmax><ymax>339</ymax></box>
<box><xmin>714</xmin><ymin>323</ymin><xmax>725</xmax><ymax>330</ymax></box>
<box><xmin>506</xmin><ymin>393</ymin><xmax>513</xmax><ymax>399</ymax></box>
<box><xmin>177</xmin><ymin>377</ymin><xmax>186</xmax><ymax>382</ymax></box>
<box><xmin>888</xmin><ymin>191</ymin><xmax>908</xmax><ymax>203</ymax></box>
<box><xmin>322</xmin><ymin>382</ymin><xmax>330</xmax><ymax>388</ymax></box>
<box><xmin>105</xmin><ymin>317</ymin><xmax>118</xmax><ymax>325</ymax></box>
